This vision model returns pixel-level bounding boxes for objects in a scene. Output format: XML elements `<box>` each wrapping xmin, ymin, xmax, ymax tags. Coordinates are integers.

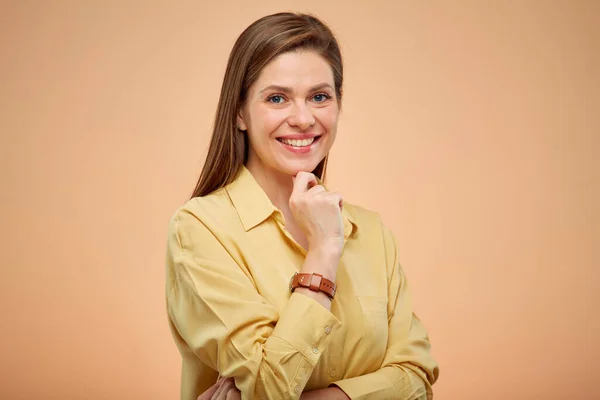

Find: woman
<box><xmin>165</xmin><ymin>12</ymin><xmax>439</xmax><ymax>400</ymax></box>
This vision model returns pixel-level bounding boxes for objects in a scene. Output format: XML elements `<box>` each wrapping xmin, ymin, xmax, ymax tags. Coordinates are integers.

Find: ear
<box><xmin>236</xmin><ymin>110</ymin><xmax>248</xmax><ymax>131</ymax></box>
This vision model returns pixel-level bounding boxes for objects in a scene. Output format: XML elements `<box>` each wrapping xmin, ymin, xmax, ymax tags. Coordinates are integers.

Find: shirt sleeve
<box><xmin>165</xmin><ymin>209</ymin><xmax>342</xmax><ymax>400</ymax></box>
<box><xmin>330</xmin><ymin>223</ymin><xmax>439</xmax><ymax>399</ymax></box>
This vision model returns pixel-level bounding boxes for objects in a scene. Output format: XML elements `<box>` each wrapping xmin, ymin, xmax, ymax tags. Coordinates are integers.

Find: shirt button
<box><xmin>295</xmin><ymin>385</ymin><xmax>301</xmax><ymax>394</ymax></box>
<box><xmin>330</xmin><ymin>369</ymin><xmax>336</xmax><ymax>377</ymax></box>
<box><xmin>324</xmin><ymin>326</ymin><xmax>331</xmax><ymax>334</ymax></box>
<box><xmin>312</xmin><ymin>346</ymin><xmax>319</xmax><ymax>354</ymax></box>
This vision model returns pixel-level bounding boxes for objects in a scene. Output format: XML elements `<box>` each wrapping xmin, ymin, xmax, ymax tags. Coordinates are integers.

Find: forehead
<box><xmin>253</xmin><ymin>50</ymin><xmax>334</xmax><ymax>90</ymax></box>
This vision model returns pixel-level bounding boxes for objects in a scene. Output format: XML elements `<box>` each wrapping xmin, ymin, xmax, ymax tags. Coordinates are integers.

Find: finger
<box><xmin>216</xmin><ymin>377</ymin><xmax>227</xmax><ymax>386</ymax></box>
<box><xmin>226</xmin><ymin>388</ymin><xmax>242</xmax><ymax>400</ymax></box>
<box><xmin>331</xmin><ymin>192</ymin><xmax>344</xmax><ymax>209</ymax></box>
<box><xmin>307</xmin><ymin>177</ymin><xmax>319</xmax><ymax>189</ymax></box>
<box><xmin>323</xmin><ymin>192</ymin><xmax>343</xmax><ymax>210</ymax></box>
<box><xmin>221</xmin><ymin>380</ymin><xmax>237</xmax><ymax>399</ymax></box>
<box><xmin>291</xmin><ymin>171</ymin><xmax>318</xmax><ymax>198</ymax></box>
<box><xmin>213</xmin><ymin>379</ymin><xmax>235</xmax><ymax>399</ymax></box>
<box><xmin>306</xmin><ymin>184</ymin><xmax>326</xmax><ymax>196</ymax></box>
<box><xmin>197</xmin><ymin>377</ymin><xmax>224</xmax><ymax>400</ymax></box>
<box><xmin>292</xmin><ymin>171</ymin><xmax>319</xmax><ymax>188</ymax></box>
<box><xmin>211</xmin><ymin>379</ymin><xmax>227</xmax><ymax>399</ymax></box>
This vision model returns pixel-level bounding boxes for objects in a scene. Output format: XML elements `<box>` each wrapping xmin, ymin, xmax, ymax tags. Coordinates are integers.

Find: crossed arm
<box><xmin>167</xmin><ymin>211</ymin><xmax>438</xmax><ymax>400</ymax></box>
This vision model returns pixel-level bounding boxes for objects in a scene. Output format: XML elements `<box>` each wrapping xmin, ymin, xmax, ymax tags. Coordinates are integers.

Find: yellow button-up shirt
<box><xmin>165</xmin><ymin>166</ymin><xmax>439</xmax><ymax>400</ymax></box>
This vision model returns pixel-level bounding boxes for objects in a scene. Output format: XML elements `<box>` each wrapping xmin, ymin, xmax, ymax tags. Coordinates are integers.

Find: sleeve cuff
<box><xmin>271</xmin><ymin>292</ymin><xmax>342</xmax><ymax>365</ymax></box>
<box><xmin>331</xmin><ymin>367</ymin><xmax>429</xmax><ymax>400</ymax></box>
<box><xmin>330</xmin><ymin>369</ymin><xmax>394</xmax><ymax>399</ymax></box>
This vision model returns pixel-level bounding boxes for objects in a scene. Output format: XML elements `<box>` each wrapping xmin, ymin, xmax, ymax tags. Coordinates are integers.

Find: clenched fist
<box><xmin>289</xmin><ymin>171</ymin><xmax>344</xmax><ymax>256</ymax></box>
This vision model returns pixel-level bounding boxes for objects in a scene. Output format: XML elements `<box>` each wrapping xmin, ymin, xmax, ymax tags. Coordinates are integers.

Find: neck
<box><xmin>245</xmin><ymin>162</ymin><xmax>294</xmax><ymax>214</ymax></box>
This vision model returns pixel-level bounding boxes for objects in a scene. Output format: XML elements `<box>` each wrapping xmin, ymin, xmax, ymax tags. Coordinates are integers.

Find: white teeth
<box><xmin>280</xmin><ymin>137</ymin><xmax>315</xmax><ymax>147</ymax></box>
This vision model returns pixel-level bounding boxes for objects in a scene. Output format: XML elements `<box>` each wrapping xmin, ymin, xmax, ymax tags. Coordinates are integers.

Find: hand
<box><xmin>197</xmin><ymin>377</ymin><xmax>241</xmax><ymax>400</ymax></box>
<box><xmin>290</xmin><ymin>171</ymin><xmax>345</xmax><ymax>255</ymax></box>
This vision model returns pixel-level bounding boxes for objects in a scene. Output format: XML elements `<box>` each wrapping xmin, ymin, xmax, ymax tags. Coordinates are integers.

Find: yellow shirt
<box><xmin>165</xmin><ymin>166</ymin><xmax>439</xmax><ymax>400</ymax></box>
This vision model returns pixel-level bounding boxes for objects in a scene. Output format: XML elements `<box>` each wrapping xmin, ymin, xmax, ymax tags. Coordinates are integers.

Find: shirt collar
<box><xmin>226</xmin><ymin>165</ymin><xmax>357</xmax><ymax>239</ymax></box>
<box><xmin>226</xmin><ymin>166</ymin><xmax>277</xmax><ymax>231</ymax></box>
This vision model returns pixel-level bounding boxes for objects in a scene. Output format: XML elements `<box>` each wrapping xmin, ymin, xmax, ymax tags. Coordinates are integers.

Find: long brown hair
<box><xmin>190</xmin><ymin>12</ymin><xmax>343</xmax><ymax>199</ymax></box>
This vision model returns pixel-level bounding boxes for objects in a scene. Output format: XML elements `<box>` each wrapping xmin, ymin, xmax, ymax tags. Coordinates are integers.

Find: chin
<box><xmin>278</xmin><ymin>160</ymin><xmax>322</xmax><ymax>177</ymax></box>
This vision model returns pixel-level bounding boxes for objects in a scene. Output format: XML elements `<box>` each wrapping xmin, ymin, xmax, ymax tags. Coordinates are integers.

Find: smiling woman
<box><xmin>165</xmin><ymin>12</ymin><xmax>439</xmax><ymax>400</ymax></box>
<box><xmin>238</xmin><ymin>50</ymin><xmax>338</xmax><ymax>178</ymax></box>
<box><xmin>262</xmin><ymin>81</ymin><xmax>333</xmax><ymax>154</ymax></box>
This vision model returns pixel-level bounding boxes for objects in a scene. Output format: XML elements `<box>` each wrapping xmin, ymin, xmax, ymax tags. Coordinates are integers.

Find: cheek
<box><xmin>251</xmin><ymin>107</ymin><xmax>287</xmax><ymax>135</ymax></box>
<box><xmin>317</xmin><ymin>108</ymin><xmax>339</xmax><ymax>131</ymax></box>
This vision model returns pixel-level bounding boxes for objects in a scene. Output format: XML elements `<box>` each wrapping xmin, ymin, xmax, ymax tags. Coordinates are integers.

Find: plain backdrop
<box><xmin>1</xmin><ymin>1</ymin><xmax>598</xmax><ymax>399</ymax></box>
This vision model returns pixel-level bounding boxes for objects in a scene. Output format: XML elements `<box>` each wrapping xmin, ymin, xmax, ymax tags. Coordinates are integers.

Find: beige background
<box><xmin>1</xmin><ymin>1</ymin><xmax>598</xmax><ymax>399</ymax></box>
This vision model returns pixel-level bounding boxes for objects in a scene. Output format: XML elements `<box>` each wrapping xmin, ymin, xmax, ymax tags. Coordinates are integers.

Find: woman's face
<box><xmin>238</xmin><ymin>50</ymin><xmax>340</xmax><ymax>178</ymax></box>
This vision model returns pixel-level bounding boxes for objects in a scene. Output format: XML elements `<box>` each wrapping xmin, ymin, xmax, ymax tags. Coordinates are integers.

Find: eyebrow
<box><xmin>259</xmin><ymin>83</ymin><xmax>334</xmax><ymax>95</ymax></box>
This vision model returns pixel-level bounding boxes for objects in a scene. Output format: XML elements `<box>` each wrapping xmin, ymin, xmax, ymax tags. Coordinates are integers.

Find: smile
<box><xmin>275</xmin><ymin>135</ymin><xmax>322</xmax><ymax>154</ymax></box>
<box><xmin>277</xmin><ymin>136</ymin><xmax>321</xmax><ymax>148</ymax></box>
<box><xmin>276</xmin><ymin>137</ymin><xmax>316</xmax><ymax>147</ymax></box>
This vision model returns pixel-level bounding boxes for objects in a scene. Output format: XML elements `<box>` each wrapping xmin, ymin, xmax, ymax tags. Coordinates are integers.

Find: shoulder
<box><xmin>166</xmin><ymin>188</ymin><xmax>241</xmax><ymax>252</ymax></box>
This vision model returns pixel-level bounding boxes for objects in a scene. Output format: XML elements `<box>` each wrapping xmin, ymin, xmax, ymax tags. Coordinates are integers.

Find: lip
<box><xmin>276</xmin><ymin>133</ymin><xmax>320</xmax><ymax>140</ymax></box>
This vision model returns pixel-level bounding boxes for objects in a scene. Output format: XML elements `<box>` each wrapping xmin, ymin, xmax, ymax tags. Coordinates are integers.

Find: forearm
<box><xmin>301</xmin><ymin>387</ymin><xmax>350</xmax><ymax>400</ymax></box>
<box><xmin>169</xmin><ymin>277</ymin><xmax>342</xmax><ymax>399</ymax></box>
<box><xmin>220</xmin><ymin>293</ymin><xmax>341</xmax><ymax>398</ymax></box>
<box><xmin>331</xmin><ymin>365</ymin><xmax>431</xmax><ymax>400</ymax></box>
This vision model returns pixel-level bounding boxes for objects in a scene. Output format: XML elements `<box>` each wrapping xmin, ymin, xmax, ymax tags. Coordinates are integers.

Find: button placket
<box><xmin>274</xmin><ymin>214</ymin><xmax>308</xmax><ymax>256</ymax></box>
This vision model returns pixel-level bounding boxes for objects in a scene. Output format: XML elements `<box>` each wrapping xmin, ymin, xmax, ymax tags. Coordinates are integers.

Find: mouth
<box><xmin>276</xmin><ymin>136</ymin><xmax>321</xmax><ymax>148</ymax></box>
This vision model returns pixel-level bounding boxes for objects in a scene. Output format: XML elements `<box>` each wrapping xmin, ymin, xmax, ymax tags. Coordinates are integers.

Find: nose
<box><xmin>288</xmin><ymin>101</ymin><xmax>315</xmax><ymax>131</ymax></box>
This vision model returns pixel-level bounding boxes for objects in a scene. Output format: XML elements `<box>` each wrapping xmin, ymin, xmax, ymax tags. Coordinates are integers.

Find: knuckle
<box><xmin>329</xmin><ymin>193</ymin><xmax>342</xmax><ymax>204</ymax></box>
<box><xmin>292</xmin><ymin>197</ymin><xmax>306</xmax><ymax>208</ymax></box>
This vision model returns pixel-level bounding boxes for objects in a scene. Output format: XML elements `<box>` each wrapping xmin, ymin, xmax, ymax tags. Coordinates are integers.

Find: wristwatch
<box><xmin>289</xmin><ymin>272</ymin><xmax>336</xmax><ymax>299</ymax></box>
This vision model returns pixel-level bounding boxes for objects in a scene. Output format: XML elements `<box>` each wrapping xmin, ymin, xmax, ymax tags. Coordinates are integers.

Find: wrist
<box><xmin>305</xmin><ymin>247</ymin><xmax>341</xmax><ymax>278</ymax></box>
<box><xmin>309</xmin><ymin>240</ymin><xmax>343</xmax><ymax>259</ymax></box>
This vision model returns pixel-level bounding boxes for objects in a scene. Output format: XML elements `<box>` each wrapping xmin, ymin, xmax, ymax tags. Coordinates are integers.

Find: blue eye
<box><xmin>268</xmin><ymin>95</ymin><xmax>285</xmax><ymax>104</ymax></box>
<box><xmin>313</xmin><ymin>93</ymin><xmax>330</xmax><ymax>102</ymax></box>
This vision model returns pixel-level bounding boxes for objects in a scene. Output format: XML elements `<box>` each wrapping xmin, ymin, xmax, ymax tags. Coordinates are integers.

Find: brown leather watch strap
<box><xmin>289</xmin><ymin>272</ymin><xmax>336</xmax><ymax>299</ymax></box>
